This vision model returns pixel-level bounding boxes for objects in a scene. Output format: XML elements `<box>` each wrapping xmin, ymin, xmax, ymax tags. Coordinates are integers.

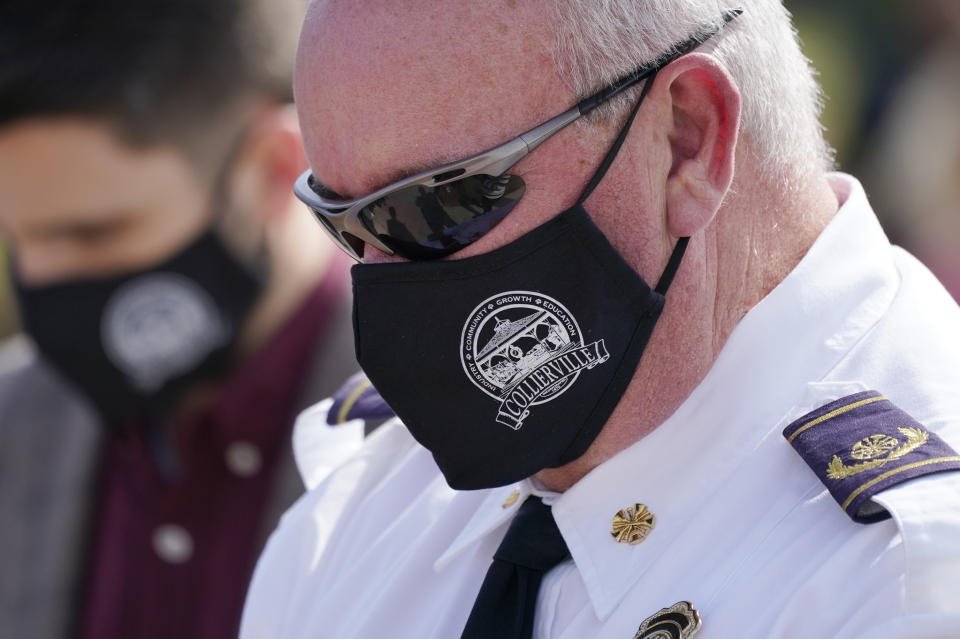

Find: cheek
<box><xmin>591</xmin><ymin>207</ymin><xmax>658</xmax><ymax>271</ymax></box>
<box><xmin>585</xmin><ymin>171</ymin><xmax>670</xmax><ymax>281</ymax></box>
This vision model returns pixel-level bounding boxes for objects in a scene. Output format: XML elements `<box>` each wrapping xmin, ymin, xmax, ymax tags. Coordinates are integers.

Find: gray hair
<box><xmin>550</xmin><ymin>0</ymin><xmax>835</xmax><ymax>187</ymax></box>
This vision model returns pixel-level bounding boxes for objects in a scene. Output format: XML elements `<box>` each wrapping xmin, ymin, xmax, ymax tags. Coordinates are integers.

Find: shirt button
<box><xmin>152</xmin><ymin>524</ymin><xmax>194</xmax><ymax>564</ymax></box>
<box><xmin>225</xmin><ymin>441</ymin><xmax>262</xmax><ymax>477</ymax></box>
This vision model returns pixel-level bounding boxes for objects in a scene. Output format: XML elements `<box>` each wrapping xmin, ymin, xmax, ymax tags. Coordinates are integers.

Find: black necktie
<box><xmin>460</xmin><ymin>496</ymin><xmax>570</xmax><ymax>639</ymax></box>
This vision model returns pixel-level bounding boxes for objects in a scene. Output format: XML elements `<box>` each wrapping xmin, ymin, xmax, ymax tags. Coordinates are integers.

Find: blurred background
<box><xmin>790</xmin><ymin>0</ymin><xmax>960</xmax><ymax>301</ymax></box>
<box><xmin>0</xmin><ymin>0</ymin><xmax>957</xmax><ymax>337</ymax></box>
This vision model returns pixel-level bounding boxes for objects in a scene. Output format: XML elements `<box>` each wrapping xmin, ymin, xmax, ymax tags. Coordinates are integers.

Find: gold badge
<box><xmin>633</xmin><ymin>601</ymin><xmax>701</xmax><ymax>639</ymax></box>
<box><xmin>611</xmin><ymin>503</ymin><xmax>655</xmax><ymax>545</ymax></box>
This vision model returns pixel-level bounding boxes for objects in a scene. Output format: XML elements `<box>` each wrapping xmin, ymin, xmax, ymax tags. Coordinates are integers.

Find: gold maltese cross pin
<box><xmin>611</xmin><ymin>503</ymin><xmax>655</xmax><ymax>545</ymax></box>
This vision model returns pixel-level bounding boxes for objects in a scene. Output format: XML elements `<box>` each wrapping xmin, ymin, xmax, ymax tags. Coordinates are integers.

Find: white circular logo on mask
<box><xmin>102</xmin><ymin>273</ymin><xmax>229</xmax><ymax>392</ymax></box>
<box><xmin>460</xmin><ymin>290</ymin><xmax>610</xmax><ymax>430</ymax></box>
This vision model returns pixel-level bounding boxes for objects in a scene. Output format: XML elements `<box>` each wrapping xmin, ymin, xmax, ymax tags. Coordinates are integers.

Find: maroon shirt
<box><xmin>77</xmin><ymin>256</ymin><xmax>349</xmax><ymax>639</ymax></box>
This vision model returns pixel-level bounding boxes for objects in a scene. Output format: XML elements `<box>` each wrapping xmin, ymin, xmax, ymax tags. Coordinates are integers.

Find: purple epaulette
<box><xmin>326</xmin><ymin>371</ymin><xmax>395</xmax><ymax>425</ymax></box>
<box><xmin>783</xmin><ymin>390</ymin><xmax>960</xmax><ymax>523</ymax></box>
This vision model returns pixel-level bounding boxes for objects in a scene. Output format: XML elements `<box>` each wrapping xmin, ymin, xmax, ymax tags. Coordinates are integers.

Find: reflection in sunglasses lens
<box><xmin>360</xmin><ymin>175</ymin><xmax>525</xmax><ymax>260</ymax></box>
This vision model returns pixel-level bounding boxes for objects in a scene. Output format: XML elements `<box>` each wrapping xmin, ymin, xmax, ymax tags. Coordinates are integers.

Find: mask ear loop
<box><xmin>654</xmin><ymin>236</ymin><xmax>688</xmax><ymax>295</ymax></box>
<box><xmin>573</xmin><ymin>69</ymin><xmax>689</xmax><ymax>295</ymax></box>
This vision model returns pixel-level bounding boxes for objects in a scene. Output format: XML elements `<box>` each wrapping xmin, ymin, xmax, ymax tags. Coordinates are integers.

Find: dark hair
<box><xmin>0</xmin><ymin>0</ymin><xmax>300</xmax><ymax>150</ymax></box>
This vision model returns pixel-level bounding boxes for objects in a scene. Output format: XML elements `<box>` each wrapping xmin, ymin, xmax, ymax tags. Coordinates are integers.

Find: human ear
<box><xmin>228</xmin><ymin>104</ymin><xmax>308</xmax><ymax>225</ymax></box>
<box><xmin>656</xmin><ymin>53</ymin><xmax>740</xmax><ymax>237</ymax></box>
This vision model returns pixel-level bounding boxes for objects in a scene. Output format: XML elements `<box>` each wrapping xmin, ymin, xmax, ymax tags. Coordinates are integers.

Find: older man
<box><xmin>242</xmin><ymin>1</ymin><xmax>960</xmax><ymax>637</ymax></box>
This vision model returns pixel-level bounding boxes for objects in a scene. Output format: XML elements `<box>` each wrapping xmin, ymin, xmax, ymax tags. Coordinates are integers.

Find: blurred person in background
<box><xmin>0</xmin><ymin>1</ymin><xmax>363</xmax><ymax>638</ymax></box>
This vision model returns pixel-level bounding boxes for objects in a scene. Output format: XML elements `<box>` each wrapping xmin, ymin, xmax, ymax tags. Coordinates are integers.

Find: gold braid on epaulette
<box><xmin>826</xmin><ymin>427</ymin><xmax>929</xmax><ymax>480</ymax></box>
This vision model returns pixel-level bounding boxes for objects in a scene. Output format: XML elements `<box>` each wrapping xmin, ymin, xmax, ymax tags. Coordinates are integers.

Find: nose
<box><xmin>361</xmin><ymin>244</ymin><xmax>409</xmax><ymax>265</ymax></box>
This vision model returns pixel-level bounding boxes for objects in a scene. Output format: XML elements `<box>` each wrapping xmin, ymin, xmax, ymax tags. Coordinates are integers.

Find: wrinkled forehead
<box><xmin>294</xmin><ymin>0</ymin><xmax>568</xmax><ymax>198</ymax></box>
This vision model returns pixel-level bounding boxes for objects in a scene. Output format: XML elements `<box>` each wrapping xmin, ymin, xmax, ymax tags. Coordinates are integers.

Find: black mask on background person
<box><xmin>351</xmin><ymin>71</ymin><xmax>689</xmax><ymax>489</ymax></box>
<box><xmin>13</xmin><ymin>229</ymin><xmax>264</xmax><ymax>424</ymax></box>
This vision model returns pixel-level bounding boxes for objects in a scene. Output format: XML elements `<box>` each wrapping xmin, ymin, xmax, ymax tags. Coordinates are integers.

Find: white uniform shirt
<box><xmin>241</xmin><ymin>175</ymin><xmax>960</xmax><ymax>639</ymax></box>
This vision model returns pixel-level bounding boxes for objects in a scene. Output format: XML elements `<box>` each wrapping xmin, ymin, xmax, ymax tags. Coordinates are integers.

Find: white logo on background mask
<box><xmin>102</xmin><ymin>273</ymin><xmax>229</xmax><ymax>391</ymax></box>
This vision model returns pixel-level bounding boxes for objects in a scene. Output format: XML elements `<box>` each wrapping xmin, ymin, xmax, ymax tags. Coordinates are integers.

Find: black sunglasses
<box><xmin>296</xmin><ymin>8</ymin><xmax>742</xmax><ymax>262</ymax></box>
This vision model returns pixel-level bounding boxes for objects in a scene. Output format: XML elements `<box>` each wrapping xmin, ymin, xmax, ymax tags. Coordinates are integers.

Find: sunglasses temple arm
<box><xmin>517</xmin><ymin>107</ymin><xmax>584</xmax><ymax>155</ymax></box>
<box><xmin>575</xmin><ymin>7</ymin><xmax>743</xmax><ymax>116</ymax></box>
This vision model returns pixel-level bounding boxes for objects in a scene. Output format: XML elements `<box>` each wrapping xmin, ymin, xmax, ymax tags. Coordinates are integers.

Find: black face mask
<box><xmin>13</xmin><ymin>230</ymin><xmax>264</xmax><ymax>424</ymax></box>
<box><xmin>350</xmin><ymin>70</ymin><xmax>688</xmax><ymax>489</ymax></box>
<box><xmin>353</xmin><ymin>207</ymin><xmax>686</xmax><ymax>489</ymax></box>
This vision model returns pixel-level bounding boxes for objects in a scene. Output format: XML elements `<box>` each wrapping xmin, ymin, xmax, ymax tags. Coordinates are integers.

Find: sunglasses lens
<box><xmin>358</xmin><ymin>174</ymin><xmax>525</xmax><ymax>260</ymax></box>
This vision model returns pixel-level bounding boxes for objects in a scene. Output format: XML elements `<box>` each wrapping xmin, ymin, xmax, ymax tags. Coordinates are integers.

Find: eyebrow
<box><xmin>379</xmin><ymin>162</ymin><xmax>432</xmax><ymax>186</ymax></box>
<box><xmin>314</xmin><ymin>155</ymin><xmax>455</xmax><ymax>200</ymax></box>
<box><xmin>34</xmin><ymin>212</ymin><xmax>135</xmax><ymax>240</ymax></box>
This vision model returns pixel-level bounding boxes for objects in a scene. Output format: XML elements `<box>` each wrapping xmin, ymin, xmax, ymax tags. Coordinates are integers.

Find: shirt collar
<box><xmin>434</xmin><ymin>482</ymin><xmax>530</xmax><ymax>572</ymax></box>
<box><xmin>433</xmin><ymin>476</ymin><xmax>564</xmax><ymax>572</ymax></box>
<box><xmin>432</xmin><ymin>174</ymin><xmax>901</xmax><ymax>619</ymax></box>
